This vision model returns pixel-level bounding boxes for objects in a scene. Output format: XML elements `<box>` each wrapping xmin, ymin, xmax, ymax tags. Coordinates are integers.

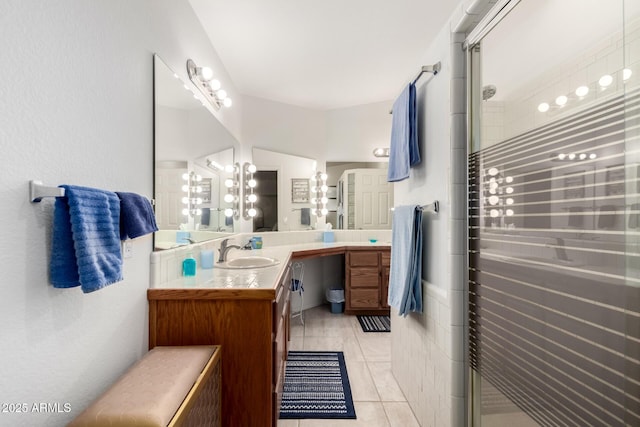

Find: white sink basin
<box><xmin>218</xmin><ymin>256</ymin><xmax>280</xmax><ymax>269</ymax></box>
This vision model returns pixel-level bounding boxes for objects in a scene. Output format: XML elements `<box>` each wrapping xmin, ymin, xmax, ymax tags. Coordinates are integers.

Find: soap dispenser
<box><xmin>182</xmin><ymin>253</ymin><xmax>197</xmax><ymax>277</ymax></box>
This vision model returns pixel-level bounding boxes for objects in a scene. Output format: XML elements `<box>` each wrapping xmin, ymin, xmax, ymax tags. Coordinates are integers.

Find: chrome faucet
<box><xmin>218</xmin><ymin>238</ymin><xmax>242</xmax><ymax>262</ymax></box>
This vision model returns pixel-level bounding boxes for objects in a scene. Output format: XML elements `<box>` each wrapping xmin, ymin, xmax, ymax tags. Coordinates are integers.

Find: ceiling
<box><xmin>188</xmin><ymin>0</ymin><xmax>460</xmax><ymax>110</ymax></box>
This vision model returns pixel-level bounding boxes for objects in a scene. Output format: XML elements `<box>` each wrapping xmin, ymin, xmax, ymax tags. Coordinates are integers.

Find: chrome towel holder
<box><xmin>30</xmin><ymin>180</ymin><xmax>65</xmax><ymax>203</ymax></box>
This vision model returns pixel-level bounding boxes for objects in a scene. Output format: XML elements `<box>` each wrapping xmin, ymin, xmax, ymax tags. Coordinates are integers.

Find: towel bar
<box><xmin>391</xmin><ymin>201</ymin><xmax>439</xmax><ymax>214</ymax></box>
<box><xmin>30</xmin><ymin>180</ymin><xmax>65</xmax><ymax>202</ymax></box>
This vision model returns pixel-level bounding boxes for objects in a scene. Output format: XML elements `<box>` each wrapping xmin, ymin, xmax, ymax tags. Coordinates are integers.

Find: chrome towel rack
<box><xmin>30</xmin><ymin>180</ymin><xmax>65</xmax><ymax>202</ymax></box>
<box><xmin>389</xmin><ymin>62</ymin><xmax>441</xmax><ymax>114</ymax></box>
<box><xmin>391</xmin><ymin>201</ymin><xmax>439</xmax><ymax>214</ymax></box>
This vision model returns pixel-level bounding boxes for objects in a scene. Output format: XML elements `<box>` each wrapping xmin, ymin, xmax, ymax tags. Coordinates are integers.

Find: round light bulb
<box><xmin>247</xmin><ymin>164</ymin><xmax>257</xmax><ymax>173</ymax></box>
<box><xmin>321</xmin><ymin>208</ymin><xmax>328</xmax><ymax>215</ymax></box>
<box><xmin>589</xmin><ymin>153</ymin><xmax>597</xmax><ymax>159</ymax></box>
<box><xmin>538</xmin><ymin>102</ymin><xmax>550</xmax><ymax>113</ymax></box>
<box><xmin>195</xmin><ymin>186</ymin><xmax>202</xmax><ymax>193</ymax></box>
<box><xmin>181</xmin><ymin>185</ymin><xmax>189</xmax><ymax>192</ymax></box>
<box><xmin>321</xmin><ymin>185</ymin><xmax>328</xmax><ymax>192</ymax></box>
<box><xmin>489</xmin><ymin>188</ymin><xmax>496</xmax><ymax>195</ymax></box>
<box><xmin>506</xmin><ymin>209</ymin><xmax>514</xmax><ymax>216</ymax></box>
<box><xmin>224</xmin><ymin>208</ymin><xmax>234</xmax><ymax>217</ymax></box>
<box><xmin>505</xmin><ymin>176</ymin><xmax>513</xmax><ymax>183</ymax></box>
<box><xmin>216</xmin><ymin>89</ymin><xmax>227</xmax><ymax>100</ymax></box>
<box><xmin>225</xmin><ymin>178</ymin><xmax>234</xmax><ymax>188</ymax></box>
<box><xmin>558</xmin><ymin>153</ymin><xmax>566</xmax><ymax>160</ymax></box>
<box><xmin>555</xmin><ymin>95</ymin><xmax>568</xmax><ymax>106</ymax></box>
<box><xmin>209</xmin><ymin>79</ymin><xmax>221</xmax><ymax>90</ymax></box>
<box><xmin>488</xmin><ymin>167</ymin><xmax>499</xmax><ymax>176</ymax></box>
<box><xmin>321</xmin><ymin>197</ymin><xmax>328</xmax><ymax>204</ymax></box>
<box><xmin>248</xmin><ymin>194</ymin><xmax>257</xmax><ymax>203</ymax></box>
<box><xmin>575</xmin><ymin>86</ymin><xmax>589</xmax><ymax>97</ymax></box>
<box><xmin>506</xmin><ymin>187</ymin><xmax>514</xmax><ymax>194</ymax></box>
<box><xmin>488</xmin><ymin>195</ymin><xmax>499</xmax><ymax>205</ymax></box>
<box><xmin>248</xmin><ymin>208</ymin><xmax>257</xmax><ymax>217</ymax></box>
<box><xmin>506</xmin><ymin>198</ymin><xmax>514</xmax><ymax>205</ymax></box>
<box><xmin>223</xmin><ymin>98</ymin><xmax>232</xmax><ymax>108</ymax></box>
<box><xmin>311</xmin><ymin>186</ymin><xmax>317</xmax><ymax>193</ymax></box>
<box><xmin>195</xmin><ymin>209</ymin><xmax>202</xmax><ymax>216</ymax></box>
<box><xmin>598</xmin><ymin>74</ymin><xmax>613</xmax><ymax>88</ymax></box>
<box><xmin>181</xmin><ymin>197</ymin><xmax>189</xmax><ymax>204</ymax></box>
<box><xmin>568</xmin><ymin>153</ymin><xmax>576</xmax><ymax>160</ymax></box>
<box><xmin>182</xmin><ymin>208</ymin><xmax>189</xmax><ymax>216</ymax></box>
<box><xmin>195</xmin><ymin>174</ymin><xmax>202</xmax><ymax>182</ymax></box>
<box><xmin>579</xmin><ymin>153</ymin><xmax>587</xmax><ymax>160</ymax></box>
<box><xmin>623</xmin><ymin>68</ymin><xmax>632</xmax><ymax>81</ymax></box>
<box><xmin>196</xmin><ymin>198</ymin><xmax>203</xmax><ymax>205</ymax></box>
<box><xmin>198</xmin><ymin>67</ymin><xmax>213</xmax><ymax>81</ymax></box>
<box><xmin>490</xmin><ymin>209</ymin><xmax>499</xmax><ymax>218</ymax></box>
<box><xmin>225</xmin><ymin>164</ymin><xmax>235</xmax><ymax>173</ymax></box>
<box><xmin>248</xmin><ymin>179</ymin><xmax>257</xmax><ymax>188</ymax></box>
<box><xmin>320</xmin><ymin>173</ymin><xmax>328</xmax><ymax>181</ymax></box>
<box><xmin>311</xmin><ymin>198</ymin><xmax>318</xmax><ymax>204</ymax></box>
<box><xmin>224</xmin><ymin>194</ymin><xmax>234</xmax><ymax>203</ymax></box>
<box><xmin>182</xmin><ymin>173</ymin><xmax>190</xmax><ymax>180</ymax></box>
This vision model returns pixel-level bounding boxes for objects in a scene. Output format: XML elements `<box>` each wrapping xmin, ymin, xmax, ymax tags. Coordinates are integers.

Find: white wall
<box><xmin>0</xmin><ymin>1</ymin><xmax>240</xmax><ymax>425</ymax></box>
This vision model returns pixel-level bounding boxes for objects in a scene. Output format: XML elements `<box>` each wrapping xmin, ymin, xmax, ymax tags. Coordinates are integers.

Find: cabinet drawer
<box><xmin>349</xmin><ymin>267</ymin><xmax>379</xmax><ymax>288</ymax></box>
<box><xmin>350</xmin><ymin>288</ymin><xmax>380</xmax><ymax>308</ymax></box>
<box><xmin>272</xmin><ymin>304</ymin><xmax>287</xmax><ymax>386</ymax></box>
<box><xmin>348</xmin><ymin>251</ymin><xmax>379</xmax><ymax>266</ymax></box>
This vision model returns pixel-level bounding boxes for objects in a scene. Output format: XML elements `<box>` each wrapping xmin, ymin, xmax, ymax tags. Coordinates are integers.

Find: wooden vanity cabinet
<box><xmin>345</xmin><ymin>248</ymin><xmax>391</xmax><ymax>315</ymax></box>
<box><xmin>147</xmin><ymin>263</ymin><xmax>292</xmax><ymax>427</ymax></box>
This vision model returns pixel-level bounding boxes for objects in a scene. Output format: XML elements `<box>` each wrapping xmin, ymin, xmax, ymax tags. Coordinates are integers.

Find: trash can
<box><xmin>326</xmin><ymin>288</ymin><xmax>345</xmax><ymax>314</ymax></box>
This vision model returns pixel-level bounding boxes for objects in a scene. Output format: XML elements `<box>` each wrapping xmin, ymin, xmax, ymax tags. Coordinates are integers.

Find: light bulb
<box><xmin>216</xmin><ymin>89</ymin><xmax>227</xmax><ymax>100</ymax></box>
<box><xmin>181</xmin><ymin>197</ymin><xmax>189</xmax><ymax>204</ymax></box>
<box><xmin>623</xmin><ymin>68</ymin><xmax>632</xmax><ymax>81</ymax></box>
<box><xmin>196</xmin><ymin>198</ymin><xmax>202</xmax><ymax>204</ymax></box>
<box><xmin>209</xmin><ymin>79</ymin><xmax>221</xmax><ymax>90</ymax></box>
<box><xmin>321</xmin><ymin>197</ymin><xmax>328</xmax><ymax>204</ymax></box>
<box><xmin>488</xmin><ymin>167</ymin><xmax>499</xmax><ymax>176</ymax></box>
<box><xmin>224</xmin><ymin>194</ymin><xmax>234</xmax><ymax>203</ymax></box>
<box><xmin>568</xmin><ymin>153</ymin><xmax>576</xmax><ymax>160</ymax></box>
<box><xmin>248</xmin><ymin>179</ymin><xmax>257</xmax><ymax>188</ymax></box>
<box><xmin>195</xmin><ymin>209</ymin><xmax>202</xmax><ymax>216</ymax></box>
<box><xmin>195</xmin><ymin>174</ymin><xmax>202</xmax><ymax>182</ymax></box>
<box><xmin>181</xmin><ymin>185</ymin><xmax>189</xmax><ymax>192</ymax></box>
<box><xmin>589</xmin><ymin>153</ymin><xmax>597</xmax><ymax>159</ymax></box>
<box><xmin>598</xmin><ymin>74</ymin><xmax>613</xmax><ymax>88</ymax></box>
<box><xmin>248</xmin><ymin>208</ymin><xmax>257</xmax><ymax>217</ymax></box>
<box><xmin>558</xmin><ymin>153</ymin><xmax>566</xmax><ymax>160</ymax></box>
<box><xmin>555</xmin><ymin>95</ymin><xmax>568</xmax><ymax>106</ymax></box>
<box><xmin>490</xmin><ymin>209</ymin><xmax>499</xmax><ymax>218</ymax></box>
<box><xmin>182</xmin><ymin>208</ymin><xmax>189</xmax><ymax>216</ymax></box>
<box><xmin>224</xmin><ymin>98</ymin><xmax>232</xmax><ymax>108</ymax></box>
<box><xmin>320</xmin><ymin>173</ymin><xmax>328</xmax><ymax>181</ymax></box>
<box><xmin>225</xmin><ymin>164</ymin><xmax>235</xmax><ymax>173</ymax></box>
<box><xmin>311</xmin><ymin>186</ymin><xmax>317</xmax><ymax>193</ymax></box>
<box><xmin>505</xmin><ymin>176</ymin><xmax>513</xmax><ymax>183</ymax></box>
<box><xmin>506</xmin><ymin>198</ymin><xmax>514</xmax><ymax>205</ymax></box>
<box><xmin>182</xmin><ymin>173</ymin><xmax>190</xmax><ymax>180</ymax></box>
<box><xmin>321</xmin><ymin>208</ymin><xmax>328</xmax><ymax>216</ymax></box>
<box><xmin>575</xmin><ymin>86</ymin><xmax>589</xmax><ymax>97</ymax></box>
<box><xmin>579</xmin><ymin>153</ymin><xmax>587</xmax><ymax>160</ymax></box>
<box><xmin>247</xmin><ymin>164</ymin><xmax>257</xmax><ymax>173</ymax></box>
<box><xmin>489</xmin><ymin>177</ymin><xmax>496</xmax><ymax>184</ymax></box>
<box><xmin>506</xmin><ymin>209</ymin><xmax>514</xmax><ymax>216</ymax></box>
<box><xmin>489</xmin><ymin>195</ymin><xmax>499</xmax><ymax>205</ymax></box>
<box><xmin>224</xmin><ymin>208</ymin><xmax>234</xmax><ymax>217</ymax></box>
<box><xmin>248</xmin><ymin>194</ymin><xmax>257</xmax><ymax>203</ymax></box>
<box><xmin>311</xmin><ymin>198</ymin><xmax>318</xmax><ymax>204</ymax></box>
<box><xmin>195</xmin><ymin>186</ymin><xmax>202</xmax><ymax>193</ymax></box>
<box><xmin>538</xmin><ymin>102</ymin><xmax>550</xmax><ymax>113</ymax></box>
<box><xmin>506</xmin><ymin>187</ymin><xmax>514</xmax><ymax>194</ymax></box>
<box><xmin>489</xmin><ymin>188</ymin><xmax>496</xmax><ymax>195</ymax></box>
<box><xmin>321</xmin><ymin>185</ymin><xmax>328</xmax><ymax>192</ymax></box>
<box><xmin>198</xmin><ymin>66</ymin><xmax>213</xmax><ymax>81</ymax></box>
<box><xmin>225</xmin><ymin>178</ymin><xmax>234</xmax><ymax>188</ymax></box>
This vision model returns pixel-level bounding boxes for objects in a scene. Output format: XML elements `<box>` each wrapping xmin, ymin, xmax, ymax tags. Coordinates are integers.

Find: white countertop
<box><xmin>152</xmin><ymin>241</ymin><xmax>390</xmax><ymax>290</ymax></box>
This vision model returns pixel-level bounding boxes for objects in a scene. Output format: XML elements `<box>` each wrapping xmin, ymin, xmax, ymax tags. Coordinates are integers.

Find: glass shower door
<box><xmin>468</xmin><ymin>1</ymin><xmax>639</xmax><ymax>425</ymax></box>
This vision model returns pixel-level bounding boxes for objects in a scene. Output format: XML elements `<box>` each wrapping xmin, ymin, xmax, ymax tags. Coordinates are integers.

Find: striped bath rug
<box><xmin>357</xmin><ymin>315</ymin><xmax>391</xmax><ymax>332</ymax></box>
<box><xmin>279</xmin><ymin>351</ymin><xmax>356</xmax><ymax>419</ymax></box>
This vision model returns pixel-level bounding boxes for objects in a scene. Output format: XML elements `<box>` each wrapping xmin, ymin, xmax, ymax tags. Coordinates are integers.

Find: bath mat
<box><xmin>357</xmin><ymin>315</ymin><xmax>391</xmax><ymax>332</ymax></box>
<box><xmin>279</xmin><ymin>351</ymin><xmax>356</xmax><ymax>419</ymax></box>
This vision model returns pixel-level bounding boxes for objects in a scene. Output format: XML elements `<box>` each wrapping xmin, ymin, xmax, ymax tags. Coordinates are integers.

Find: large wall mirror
<box><xmin>153</xmin><ymin>55</ymin><xmax>240</xmax><ymax>250</ymax></box>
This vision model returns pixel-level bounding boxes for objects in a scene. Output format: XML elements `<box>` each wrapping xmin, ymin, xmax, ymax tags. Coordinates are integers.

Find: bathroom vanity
<box><xmin>148</xmin><ymin>238</ymin><xmax>390</xmax><ymax>427</ymax></box>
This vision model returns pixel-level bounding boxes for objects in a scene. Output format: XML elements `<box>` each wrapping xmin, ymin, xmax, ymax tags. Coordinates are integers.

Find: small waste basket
<box><xmin>326</xmin><ymin>288</ymin><xmax>345</xmax><ymax>314</ymax></box>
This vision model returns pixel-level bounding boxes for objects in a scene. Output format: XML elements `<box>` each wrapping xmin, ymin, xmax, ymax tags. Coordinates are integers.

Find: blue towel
<box><xmin>115</xmin><ymin>192</ymin><xmax>158</xmax><ymax>239</ymax></box>
<box><xmin>50</xmin><ymin>185</ymin><xmax>123</xmax><ymax>293</ymax></box>
<box><xmin>388</xmin><ymin>83</ymin><xmax>420</xmax><ymax>182</ymax></box>
<box><xmin>387</xmin><ymin>205</ymin><xmax>423</xmax><ymax>316</ymax></box>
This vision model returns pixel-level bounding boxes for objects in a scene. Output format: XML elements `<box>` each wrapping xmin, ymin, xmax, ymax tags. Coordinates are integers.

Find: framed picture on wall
<box><xmin>200</xmin><ymin>178</ymin><xmax>212</xmax><ymax>204</ymax></box>
<box><xmin>605</xmin><ymin>164</ymin><xmax>624</xmax><ymax>196</ymax></box>
<box><xmin>564</xmin><ymin>172</ymin><xmax>585</xmax><ymax>200</ymax></box>
<box><xmin>291</xmin><ymin>178</ymin><xmax>310</xmax><ymax>203</ymax></box>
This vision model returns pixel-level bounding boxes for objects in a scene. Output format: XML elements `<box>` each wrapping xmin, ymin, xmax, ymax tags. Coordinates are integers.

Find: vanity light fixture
<box><xmin>181</xmin><ymin>171</ymin><xmax>203</xmax><ymax>217</ymax></box>
<box><xmin>186</xmin><ymin>59</ymin><xmax>233</xmax><ymax>110</ymax></box>
<box><xmin>373</xmin><ymin>147</ymin><xmax>390</xmax><ymax>158</ymax></box>
<box><xmin>243</xmin><ymin>163</ymin><xmax>258</xmax><ymax>220</ymax></box>
<box><xmin>223</xmin><ymin>163</ymin><xmax>241</xmax><ymax>221</ymax></box>
<box><xmin>311</xmin><ymin>171</ymin><xmax>329</xmax><ymax>217</ymax></box>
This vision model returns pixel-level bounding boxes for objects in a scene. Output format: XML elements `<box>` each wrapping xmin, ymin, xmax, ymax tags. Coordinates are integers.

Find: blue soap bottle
<box><xmin>182</xmin><ymin>253</ymin><xmax>197</xmax><ymax>277</ymax></box>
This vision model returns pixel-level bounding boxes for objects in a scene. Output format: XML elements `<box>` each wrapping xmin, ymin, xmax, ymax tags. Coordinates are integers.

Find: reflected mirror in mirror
<box><xmin>252</xmin><ymin>148</ymin><xmax>319</xmax><ymax>232</ymax></box>
<box><xmin>153</xmin><ymin>55</ymin><xmax>240</xmax><ymax>250</ymax></box>
<box><xmin>327</xmin><ymin>161</ymin><xmax>393</xmax><ymax>230</ymax></box>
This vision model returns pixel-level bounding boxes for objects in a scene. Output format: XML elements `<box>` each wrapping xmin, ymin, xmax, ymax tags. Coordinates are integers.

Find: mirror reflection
<box><xmin>153</xmin><ymin>55</ymin><xmax>240</xmax><ymax>250</ymax></box>
<box><xmin>327</xmin><ymin>162</ymin><xmax>393</xmax><ymax>230</ymax></box>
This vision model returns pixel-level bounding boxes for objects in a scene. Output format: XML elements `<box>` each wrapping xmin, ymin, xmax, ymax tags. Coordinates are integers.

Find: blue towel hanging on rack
<box><xmin>388</xmin><ymin>83</ymin><xmax>420</xmax><ymax>182</ymax></box>
<box><xmin>50</xmin><ymin>185</ymin><xmax>123</xmax><ymax>293</ymax></box>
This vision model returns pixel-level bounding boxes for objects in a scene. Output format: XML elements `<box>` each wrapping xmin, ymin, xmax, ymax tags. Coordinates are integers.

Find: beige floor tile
<box><xmin>299</xmin><ymin>402</ymin><xmax>390</xmax><ymax>427</ymax></box>
<box><xmin>343</xmin><ymin>360</ymin><xmax>381</xmax><ymax>402</ymax></box>
<box><xmin>357</xmin><ymin>334</ymin><xmax>391</xmax><ymax>362</ymax></box>
<box><xmin>382</xmin><ymin>402</ymin><xmax>420</xmax><ymax>427</ymax></box>
<box><xmin>277</xmin><ymin>419</ymin><xmax>299</xmax><ymax>427</ymax></box>
<box><xmin>368</xmin><ymin>362</ymin><xmax>406</xmax><ymax>401</ymax></box>
<box><xmin>303</xmin><ymin>336</ymin><xmax>365</xmax><ymax>362</ymax></box>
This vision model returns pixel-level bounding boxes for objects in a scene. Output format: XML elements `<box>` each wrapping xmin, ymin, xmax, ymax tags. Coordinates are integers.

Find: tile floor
<box><xmin>278</xmin><ymin>305</ymin><xmax>420</xmax><ymax>427</ymax></box>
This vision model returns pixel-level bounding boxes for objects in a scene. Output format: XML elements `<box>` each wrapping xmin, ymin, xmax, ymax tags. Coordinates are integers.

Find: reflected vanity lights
<box><xmin>484</xmin><ymin>166</ymin><xmax>515</xmax><ymax>227</ymax></box>
<box><xmin>311</xmin><ymin>171</ymin><xmax>329</xmax><ymax>217</ymax></box>
<box><xmin>243</xmin><ymin>163</ymin><xmax>258</xmax><ymax>220</ymax></box>
<box><xmin>373</xmin><ymin>147</ymin><xmax>390</xmax><ymax>158</ymax></box>
<box><xmin>223</xmin><ymin>163</ymin><xmax>240</xmax><ymax>221</ymax></box>
<box><xmin>536</xmin><ymin>67</ymin><xmax>632</xmax><ymax>114</ymax></box>
<box><xmin>186</xmin><ymin>59</ymin><xmax>232</xmax><ymax>110</ymax></box>
<box><xmin>181</xmin><ymin>171</ymin><xmax>203</xmax><ymax>217</ymax></box>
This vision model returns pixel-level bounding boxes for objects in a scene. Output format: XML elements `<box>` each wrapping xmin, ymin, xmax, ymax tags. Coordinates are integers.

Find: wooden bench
<box><xmin>69</xmin><ymin>345</ymin><xmax>221</xmax><ymax>427</ymax></box>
